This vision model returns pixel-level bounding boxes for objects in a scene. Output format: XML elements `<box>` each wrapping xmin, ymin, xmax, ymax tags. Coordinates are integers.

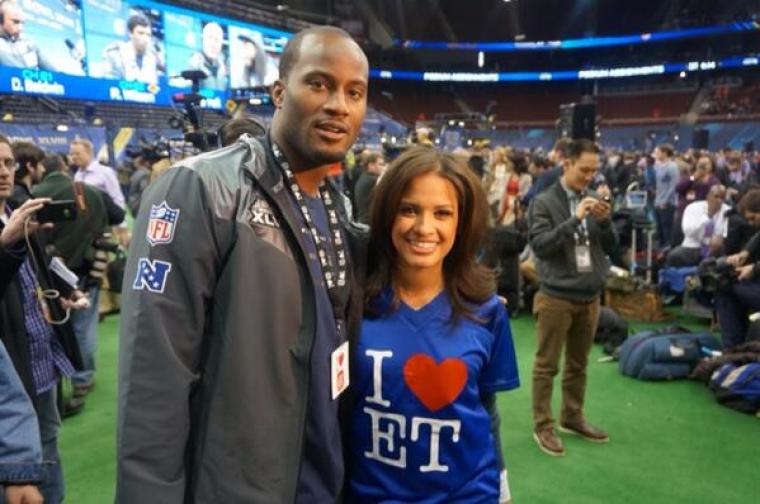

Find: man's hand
<box><xmin>589</xmin><ymin>199</ymin><xmax>612</xmax><ymax>221</ymax></box>
<box><xmin>0</xmin><ymin>198</ymin><xmax>51</xmax><ymax>248</ymax></box>
<box><xmin>4</xmin><ymin>484</ymin><xmax>43</xmax><ymax>504</ymax></box>
<box><xmin>60</xmin><ymin>290</ymin><xmax>90</xmax><ymax>311</ymax></box>
<box><xmin>737</xmin><ymin>264</ymin><xmax>755</xmax><ymax>281</ymax></box>
<box><xmin>727</xmin><ymin>251</ymin><xmax>749</xmax><ymax>267</ymax></box>
<box><xmin>575</xmin><ymin>196</ymin><xmax>599</xmax><ymax>220</ymax></box>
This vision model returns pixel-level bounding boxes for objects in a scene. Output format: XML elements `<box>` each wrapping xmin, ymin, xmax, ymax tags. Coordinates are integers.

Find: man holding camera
<box><xmin>529</xmin><ymin>138</ymin><xmax>618</xmax><ymax>457</ymax></box>
<box><xmin>0</xmin><ymin>134</ymin><xmax>84</xmax><ymax>503</ymax></box>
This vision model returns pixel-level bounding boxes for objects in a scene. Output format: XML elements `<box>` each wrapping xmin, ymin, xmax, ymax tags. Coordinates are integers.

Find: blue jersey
<box><xmin>348</xmin><ymin>290</ymin><xmax>519</xmax><ymax>503</ymax></box>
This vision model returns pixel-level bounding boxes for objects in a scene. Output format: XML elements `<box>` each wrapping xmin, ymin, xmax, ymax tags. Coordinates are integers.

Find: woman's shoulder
<box><xmin>468</xmin><ymin>294</ymin><xmax>508</xmax><ymax>328</ymax></box>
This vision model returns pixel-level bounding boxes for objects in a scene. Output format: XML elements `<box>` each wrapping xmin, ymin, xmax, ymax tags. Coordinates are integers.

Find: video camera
<box><xmin>124</xmin><ymin>139</ymin><xmax>171</xmax><ymax>163</ymax></box>
<box><xmin>697</xmin><ymin>256</ymin><xmax>737</xmax><ymax>294</ymax></box>
<box><xmin>170</xmin><ymin>70</ymin><xmax>218</xmax><ymax>152</ymax></box>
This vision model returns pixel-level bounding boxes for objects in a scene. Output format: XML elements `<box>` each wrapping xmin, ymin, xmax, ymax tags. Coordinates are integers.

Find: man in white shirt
<box><xmin>69</xmin><ymin>139</ymin><xmax>125</xmax><ymax>209</ymax></box>
<box><xmin>666</xmin><ymin>185</ymin><xmax>729</xmax><ymax>267</ymax></box>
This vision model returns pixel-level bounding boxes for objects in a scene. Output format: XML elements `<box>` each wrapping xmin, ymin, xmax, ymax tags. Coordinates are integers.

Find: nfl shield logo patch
<box><xmin>147</xmin><ymin>201</ymin><xmax>180</xmax><ymax>246</ymax></box>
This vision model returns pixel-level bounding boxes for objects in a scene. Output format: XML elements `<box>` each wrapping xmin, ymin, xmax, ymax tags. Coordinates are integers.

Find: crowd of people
<box><xmin>1</xmin><ymin>24</ymin><xmax>759</xmax><ymax>504</ymax></box>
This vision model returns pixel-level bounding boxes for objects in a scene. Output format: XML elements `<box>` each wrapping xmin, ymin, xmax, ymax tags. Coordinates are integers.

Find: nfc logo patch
<box><xmin>132</xmin><ymin>258</ymin><xmax>172</xmax><ymax>293</ymax></box>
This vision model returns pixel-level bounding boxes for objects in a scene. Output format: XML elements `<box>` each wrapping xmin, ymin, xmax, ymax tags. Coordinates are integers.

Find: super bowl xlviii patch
<box><xmin>249</xmin><ymin>198</ymin><xmax>280</xmax><ymax>229</ymax></box>
<box><xmin>147</xmin><ymin>201</ymin><xmax>180</xmax><ymax>246</ymax></box>
<box><xmin>133</xmin><ymin>258</ymin><xmax>172</xmax><ymax>293</ymax></box>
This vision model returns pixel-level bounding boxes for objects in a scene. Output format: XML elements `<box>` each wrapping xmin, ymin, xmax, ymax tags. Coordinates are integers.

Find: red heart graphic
<box><xmin>338</xmin><ymin>353</ymin><xmax>344</xmax><ymax>366</ymax></box>
<box><xmin>403</xmin><ymin>354</ymin><xmax>468</xmax><ymax>412</ymax></box>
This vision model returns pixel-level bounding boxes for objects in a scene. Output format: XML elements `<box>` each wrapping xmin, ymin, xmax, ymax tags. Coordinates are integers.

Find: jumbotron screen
<box><xmin>0</xmin><ymin>0</ymin><xmax>290</xmax><ymax>108</ymax></box>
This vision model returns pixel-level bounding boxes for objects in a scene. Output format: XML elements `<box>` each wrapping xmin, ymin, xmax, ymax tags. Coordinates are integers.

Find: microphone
<box><xmin>65</xmin><ymin>38</ymin><xmax>86</xmax><ymax>72</ymax></box>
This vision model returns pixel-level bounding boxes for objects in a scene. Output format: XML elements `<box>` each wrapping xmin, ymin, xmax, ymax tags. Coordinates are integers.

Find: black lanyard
<box><xmin>271</xmin><ymin>142</ymin><xmax>350</xmax><ymax>317</ymax></box>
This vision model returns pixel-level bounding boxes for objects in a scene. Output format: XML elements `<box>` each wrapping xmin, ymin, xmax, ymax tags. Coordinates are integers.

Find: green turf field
<box><xmin>59</xmin><ymin>313</ymin><xmax>759</xmax><ymax>503</ymax></box>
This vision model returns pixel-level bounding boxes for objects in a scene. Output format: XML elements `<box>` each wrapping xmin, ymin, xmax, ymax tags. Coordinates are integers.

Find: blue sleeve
<box><xmin>479</xmin><ymin>300</ymin><xmax>520</xmax><ymax>393</ymax></box>
<box><xmin>0</xmin><ymin>340</ymin><xmax>43</xmax><ymax>484</ymax></box>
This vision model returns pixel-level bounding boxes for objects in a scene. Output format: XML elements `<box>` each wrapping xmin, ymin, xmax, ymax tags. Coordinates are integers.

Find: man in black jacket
<box><xmin>0</xmin><ymin>134</ymin><xmax>83</xmax><ymax>504</ymax></box>
<box><xmin>33</xmin><ymin>153</ymin><xmax>124</xmax><ymax>400</ymax></box>
<box><xmin>528</xmin><ymin>139</ymin><xmax>617</xmax><ymax>457</ymax></box>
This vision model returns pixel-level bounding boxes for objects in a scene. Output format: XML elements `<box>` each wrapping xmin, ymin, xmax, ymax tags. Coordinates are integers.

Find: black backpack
<box><xmin>595</xmin><ymin>307</ymin><xmax>629</xmax><ymax>355</ymax></box>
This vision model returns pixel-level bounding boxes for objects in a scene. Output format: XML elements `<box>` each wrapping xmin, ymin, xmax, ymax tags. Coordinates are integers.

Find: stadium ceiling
<box><xmin>225</xmin><ymin>0</ymin><xmax>758</xmax><ymax>44</ymax></box>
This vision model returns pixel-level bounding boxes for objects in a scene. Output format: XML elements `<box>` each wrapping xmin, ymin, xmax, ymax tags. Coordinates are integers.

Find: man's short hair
<box><xmin>218</xmin><ymin>117</ymin><xmax>266</xmax><ymax>147</ymax></box>
<box><xmin>42</xmin><ymin>153</ymin><xmax>67</xmax><ymax>175</ymax></box>
<box><xmin>566</xmin><ymin>139</ymin><xmax>600</xmax><ymax>161</ymax></box>
<box><xmin>71</xmin><ymin>138</ymin><xmax>94</xmax><ymax>154</ymax></box>
<box><xmin>656</xmin><ymin>143</ymin><xmax>675</xmax><ymax>157</ymax></box>
<box><xmin>127</xmin><ymin>14</ymin><xmax>150</xmax><ymax>33</ymax></box>
<box><xmin>726</xmin><ymin>150</ymin><xmax>742</xmax><ymax>165</ymax></box>
<box><xmin>552</xmin><ymin>137</ymin><xmax>574</xmax><ymax>160</ymax></box>
<box><xmin>0</xmin><ymin>133</ymin><xmax>9</xmax><ymax>147</ymax></box>
<box><xmin>278</xmin><ymin>26</ymin><xmax>354</xmax><ymax>82</ymax></box>
<box><xmin>360</xmin><ymin>151</ymin><xmax>382</xmax><ymax>169</ymax></box>
<box><xmin>738</xmin><ymin>188</ymin><xmax>760</xmax><ymax>214</ymax></box>
<box><xmin>11</xmin><ymin>141</ymin><xmax>45</xmax><ymax>178</ymax></box>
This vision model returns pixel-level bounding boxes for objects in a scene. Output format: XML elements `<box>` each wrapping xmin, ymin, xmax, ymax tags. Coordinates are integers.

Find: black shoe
<box><xmin>61</xmin><ymin>398</ymin><xmax>85</xmax><ymax>419</ymax></box>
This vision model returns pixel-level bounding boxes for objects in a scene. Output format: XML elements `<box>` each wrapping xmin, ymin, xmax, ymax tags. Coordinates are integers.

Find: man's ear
<box><xmin>271</xmin><ymin>80</ymin><xmax>285</xmax><ymax>109</ymax></box>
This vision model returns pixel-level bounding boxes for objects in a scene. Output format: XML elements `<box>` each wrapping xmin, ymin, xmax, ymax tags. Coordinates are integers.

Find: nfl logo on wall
<box><xmin>147</xmin><ymin>201</ymin><xmax>180</xmax><ymax>246</ymax></box>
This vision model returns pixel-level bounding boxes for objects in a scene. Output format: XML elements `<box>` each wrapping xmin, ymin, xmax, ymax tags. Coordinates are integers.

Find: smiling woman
<box><xmin>365</xmin><ymin>145</ymin><xmax>494</xmax><ymax>318</ymax></box>
<box><xmin>348</xmin><ymin>145</ymin><xmax>519</xmax><ymax>503</ymax></box>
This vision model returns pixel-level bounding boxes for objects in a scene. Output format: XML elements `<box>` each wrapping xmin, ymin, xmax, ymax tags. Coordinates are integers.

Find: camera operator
<box><xmin>127</xmin><ymin>142</ymin><xmax>170</xmax><ymax>218</ymax></box>
<box><xmin>716</xmin><ymin>190</ymin><xmax>760</xmax><ymax>348</ymax></box>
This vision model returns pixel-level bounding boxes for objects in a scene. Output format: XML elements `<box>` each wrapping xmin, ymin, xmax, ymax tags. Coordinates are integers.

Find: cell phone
<box><xmin>36</xmin><ymin>200</ymin><xmax>77</xmax><ymax>223</ymax></box>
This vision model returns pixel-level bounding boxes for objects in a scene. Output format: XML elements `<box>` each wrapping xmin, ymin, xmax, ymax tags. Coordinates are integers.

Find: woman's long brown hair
<box><xmin>365</xmin><ymin>145</ymin><xmax>496</xmax><ymax>321</ymax></box>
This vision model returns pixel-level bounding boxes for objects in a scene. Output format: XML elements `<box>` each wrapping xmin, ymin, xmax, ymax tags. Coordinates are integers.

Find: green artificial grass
<box><xmin>59</xmin><ymin>313</ymin><xmax>759</xmax><ymax>503</ymax></box>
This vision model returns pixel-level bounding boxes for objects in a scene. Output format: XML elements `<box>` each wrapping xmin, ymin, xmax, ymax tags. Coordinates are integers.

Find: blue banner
<box><xmin>0</xmin><ymin>66</ymin><xmax>226</xmax><ymax>109</ymax></box>
<box><xmin>0</xmin><ymin>123</ymin><xmax>107</xmax><ymax>155</ymax></box>
<box><xmin>370</xmin><ymin>54</ymin><xmax>760</xmax><ymax>83</ymax></box>
<box><xmin>398</xmin><ymin>21</ymin><xmax>759</xmax><ymax>52</ymax></box>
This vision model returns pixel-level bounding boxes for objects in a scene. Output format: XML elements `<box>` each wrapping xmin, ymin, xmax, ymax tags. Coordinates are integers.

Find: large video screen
<box><xmin>228</xmin><ymin>25</ymin><xmax>282</xmax><ymax>89</ymax></box>
<box><xmin>0</xmin><ymin>0</ymin><xmax>86</xmax><ymax>75</ymax></box>
<box><xmin>84</xmin><ymin>0</ymin><xmax>165</xmax><ymax>85</ymax></box>
<box><xmin>0</xmin><ymin>0</ymin><xmax>291</xmax><ymax>107</ymax></box>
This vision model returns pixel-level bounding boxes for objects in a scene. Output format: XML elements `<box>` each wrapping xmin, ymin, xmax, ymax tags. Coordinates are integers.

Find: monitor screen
<box><xmin>625</xmin><ymin>190</ymin><xmax>648</xmax><ymax>209</ymax></box>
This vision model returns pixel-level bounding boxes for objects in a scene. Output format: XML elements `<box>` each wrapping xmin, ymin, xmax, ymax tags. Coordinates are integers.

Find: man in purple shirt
<box><xmin>69</xmin><ymin>139</ymin><xmax>125</xmax><ymax>209</ymax></box>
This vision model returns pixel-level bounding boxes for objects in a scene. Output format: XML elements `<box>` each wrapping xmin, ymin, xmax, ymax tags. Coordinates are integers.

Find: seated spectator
<box><xmin>666</xmin><ymin>185</ymin><xmax>729</xmax><ymax>267</ymax></box>
<box><xmin>725</xmin><ymin>189</ymin><xmax>760</xmax><ymax>255</ymax></box>
<box><xmin>718</xmin><ymin>230</ymin><xmax>760</xmax><ymax>348</ymax></box>
<box><xmin>671</xmin><ymin>155</ymin><xmax>720</xmax><ymax>246</ymax></box>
